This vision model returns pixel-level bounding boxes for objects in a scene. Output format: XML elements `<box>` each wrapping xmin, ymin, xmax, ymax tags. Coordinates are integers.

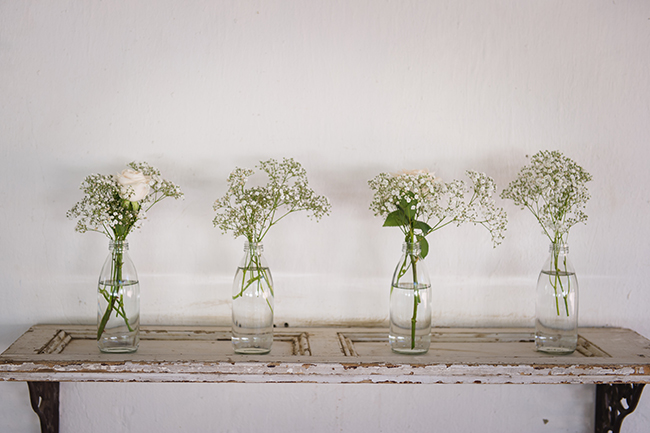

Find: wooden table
<box><xmin>1</xmin><ymin>325</ymin><xmax>649</xmax><ymax>433</ymax></box>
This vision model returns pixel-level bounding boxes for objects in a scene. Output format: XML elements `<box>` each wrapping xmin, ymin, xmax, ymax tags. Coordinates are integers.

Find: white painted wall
<box><xmin>1</xmin><ymin>1</ymin><xmax>649</xmax><ymax>431</ymax></box>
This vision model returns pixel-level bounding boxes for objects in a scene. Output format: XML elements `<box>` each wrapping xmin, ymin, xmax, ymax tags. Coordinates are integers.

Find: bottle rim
<box><xmin>109</xmin><ymin>240</ymin><xmax>129</xmax><ymax>250</ymax></box>
<box><xmin>402</xmin><ymin>241</ymin><xmax>422</xmax><ymax>254</ymax></box>
<box><xmin>244</xmin><ymin>241</ymin><xmax>264</xmax><ymax>252</ymax></box>
<box><xmin>549</xmin><ymin>242</ymin><xmax>569</xmax><ymax>253</ymax></box>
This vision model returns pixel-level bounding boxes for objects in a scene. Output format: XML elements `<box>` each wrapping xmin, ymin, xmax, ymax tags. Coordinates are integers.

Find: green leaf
<box><xmin>413</xmin><ymin>220</ymin><xmax>432</xmax><ymax>236</ymax></box>
<box><xmin>383</xmin><ymin>210</ymin><xmax>407</xmax><ymax>227</ymax></box>
<box><xmin>417</xmin><ymin>235</ymin><xmax>429</xmax><ymax>259</ymax></box>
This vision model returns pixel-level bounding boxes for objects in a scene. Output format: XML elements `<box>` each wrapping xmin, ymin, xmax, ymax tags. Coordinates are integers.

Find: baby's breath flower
<box><xmin>368</xmin><ymin>169</ymin><xmax>507</xmax><ymax>254</ymax></box>
<box><xmin>500</xmin><ymin>150</ymin><xmax>591</xmax><ymax>245</ymax></box>
<box><xmin>67</xmin><ymin>162</ymin><xmax>183</xmax><ymax>241</ymax></box>
<box><xmin>213</xmin><ymin>158</ymin><xmax>331</xmax><ymax>242</ymax></box>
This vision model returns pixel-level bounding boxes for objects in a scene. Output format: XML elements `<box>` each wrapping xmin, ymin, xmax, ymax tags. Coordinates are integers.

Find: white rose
<box><xmin>116</xmin><ymin>169</ymin><xmax>151</xmax><ymax>202</ymax></box>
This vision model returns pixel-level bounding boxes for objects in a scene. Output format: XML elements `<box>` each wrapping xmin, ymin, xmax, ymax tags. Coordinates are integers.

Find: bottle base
<box><xmin>98</xmin><ymin>337</ymin><xmax>139</xmax><ymax>353</ymax></box>
<box><xmin>536</xmin><ymin>346</ymin><xmax>575</xmax><ymax>355</ymax></box>
<box><xmin>232</xmin><ymin>334</ymin><xmax>273</xmax><ymax>355</ymax></box>
<box><xmin>389</xmin><ymin>333</ymin><xmax>430</xmax><ymax>355</ymax></box>
<box><xmin>233</xmin><ymin>347</ymin><xmax>272</xmax><ymax>355</ymax></box>
<box><xmin>390</xmin><ymin>347</ymin><xmax>429</xmax><ymax>355</ymax></box>
<box><xmin>535</xmin><ymin>333</ymin><xmax>577</xmax><ymax>355</ymax></box>
<box><xmin>97</xmin><ymin>341</ymin><xmax>138</xmax><ymax>353</ymax></box>
<box><xmin>99</xmin><ymin>346</ymin><xmax>139</xmax><ymax>354</ymax></box>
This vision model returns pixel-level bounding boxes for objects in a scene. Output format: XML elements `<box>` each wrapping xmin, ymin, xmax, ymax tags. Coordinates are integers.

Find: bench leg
<box><xmin>27</xmin><ymin>382</ymin><xmax>59</xmax><ymax>433</ymax></box>
<box><xmin>595</xmin><ymin>383</ymin><xmax>645</xmax><ymax>433</ymax></box>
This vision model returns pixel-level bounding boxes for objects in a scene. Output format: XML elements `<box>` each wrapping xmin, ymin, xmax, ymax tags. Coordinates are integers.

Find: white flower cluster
<box><xmin>369</xmin><ymin>170</ymin><xmax>443</xmax><ymax>222</ymax></box>
<box><xmin>500</xmin><ymin>150</ymin><xmax>592</xmax><ymax>244</ymax></box>
<box><xmin>67</xmin><ymin>162</ymin><xmax>183</xmax><ymax>241</ymax></box>
<box><xmin>368</xmin><ymin>169</ymin><xmax>507</xmax><ymax>247</ymax></box>
<box><xmin>447</xmin><ymin>171</ymin><xmax>508</xmax><ymax>246</ymax></box>
<box><xmin>213</xmin><ymin>158</ymin><xmax>331</xmax><ymax>242</ymax></box>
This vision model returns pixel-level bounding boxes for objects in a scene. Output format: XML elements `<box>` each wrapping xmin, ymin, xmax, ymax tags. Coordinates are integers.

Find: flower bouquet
<box><xmin>501</xmin><ymin>150</ymin><xmax>592</xmax><ymax>353</ymax></box>
<box><xmin>369</xmin><ymin>169</ymin><xmax>507</xmax><ymax>353</ymax></box>
<box><xmin>213</xmin><ymin>157</ymin><xmax>331</xmax><ymax>354</ymax></box>
<box><xmin>67</xmin><ymin>162</ymin><xmax>183</xmax><ymax>352</ymax></box>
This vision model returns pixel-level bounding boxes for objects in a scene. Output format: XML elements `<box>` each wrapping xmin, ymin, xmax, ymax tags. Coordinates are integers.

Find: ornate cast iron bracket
<box><xmin>27</xmin><ymin>382</ymin><xmax>59</xmax><ymax>433</ymax></box>
<box><xmin>596</xmin><ymin>383</ymin><xmax>645</xmax><ymax>433</ymax></box>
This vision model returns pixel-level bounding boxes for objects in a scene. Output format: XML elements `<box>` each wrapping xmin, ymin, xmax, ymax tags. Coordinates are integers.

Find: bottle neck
<box><xmin>244</xmin><ymin>241</ymin><xmax>264</xmax><ymax>254</ymax></box>
<box><xmin>402</xmin><ymin>242</ymin><xmax>421</xmax><ymax>257</ymax></box>
<box><xmin>549</xmin><ymin>242</ymin><xmax>568</xmax><ymax>255</ymax></box>
<box><xmin>110</xmin><ymin>240</ymin><xmax>129</xmax><ymax>252</ymax></box>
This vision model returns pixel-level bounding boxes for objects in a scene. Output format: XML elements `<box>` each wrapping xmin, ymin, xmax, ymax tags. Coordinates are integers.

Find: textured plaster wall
<box><xmin>1</xmin><ymin>1</ymin><xmax>649</xmax><ymax>432</ymax></box>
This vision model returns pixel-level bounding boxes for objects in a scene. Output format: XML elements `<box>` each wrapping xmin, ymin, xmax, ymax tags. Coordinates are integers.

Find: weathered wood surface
<box><xmin>1</xmin><ymin>325</ymin><xmax>650</xmax><ymax>385</ymax></box>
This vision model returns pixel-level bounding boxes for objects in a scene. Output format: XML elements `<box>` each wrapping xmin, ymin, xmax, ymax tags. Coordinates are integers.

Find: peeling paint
<box><xmin>2</xmin><ymin>325</ymin><xmax>650</xmax><ymax>386</ymax></box>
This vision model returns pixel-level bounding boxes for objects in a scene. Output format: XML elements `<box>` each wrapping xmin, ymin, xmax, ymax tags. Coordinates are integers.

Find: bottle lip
<box><xmin>402</xmin><ymin>241</ymin><xmax>422</xmax><ymax>253</ymax></box>
<box><xmin>244</xmin><ymin>241</ymin><xmax>264</xmax><ymax>251</ymax></box>
<box><xmin>110</xmin><ymin>240</ymin><xmax>129</xmax><ymax>250</ymax></box>
<box><xmin>549</xmin><ymin>242</ymin><xmax>568</xmax><ymax>253</ymax></box>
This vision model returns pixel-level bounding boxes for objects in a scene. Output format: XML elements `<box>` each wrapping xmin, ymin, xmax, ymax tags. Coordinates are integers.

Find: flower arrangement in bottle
<box><xmin>501</xmin><ymin>150</ymin><xmax>592</xmax><ymax>353</ymax></box>
<box><xmin>67</xmin><ymin>162</ymin><xmax>183</xmax><ymax>350</ymax></box>
<box><xmin>213</xmin><ymin>157</ymin><xmax>331</xmax><ymax>353</ymax></box>
<box><xmin>369</xmin><ymin>169</ymin><xmax>507</xmax><ymax>353</ymax></box>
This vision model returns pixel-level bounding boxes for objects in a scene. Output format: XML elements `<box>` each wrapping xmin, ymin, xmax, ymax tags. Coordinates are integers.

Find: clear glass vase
<box><xmin>97</xmin><ymin>240</ymin><xmax>140</xmax><ymax>353</ymax></box>
<box><xmin>389</xmin><ymin>242</ymin><xmax>432</xmax><ymax>354</ymax></box>
<box><xmin>232</xmin><ymin>242</ymin><xmax>274</xmax><ymax>354</ymax></box>
<box><xmin>535</xmin><ymin>243</ymin><xmax>578</xmax><ymax>354</ymax></box>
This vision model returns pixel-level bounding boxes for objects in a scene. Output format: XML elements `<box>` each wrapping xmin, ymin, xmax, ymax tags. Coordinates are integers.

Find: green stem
<box><xmin>395</xmin><ymin>230</ymin><xmax>421</xmax><ymax>350</ymax></box>
<box><xmin>548</xmin><ymin>242</ymin><xmax>571</xmax><ymax>317</ymax></box>
<box><xmin>409</xmin><ymin>252</ymin><xmax>421</xmax><ymax>350</ymax></box>
<box><xmin>97</xmin><ymin>244</ymin><xmax>133</xmax><ymax>341</ymax></box>
<box><xmin>233</xmin><ymin>244</ymin><xmax>274</xmax><ymax>314</ymax></box>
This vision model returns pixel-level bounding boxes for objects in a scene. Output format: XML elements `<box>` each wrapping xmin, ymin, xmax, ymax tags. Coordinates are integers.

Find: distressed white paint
<box><xmin>3</xmin><ymin>325</ymin><xmax>650</xmax><ymax>385</ymax></box>
<box><xmin>1</xmin><ymin>0</ymin><xmax>650</xmax><ymax>432</ymax></box>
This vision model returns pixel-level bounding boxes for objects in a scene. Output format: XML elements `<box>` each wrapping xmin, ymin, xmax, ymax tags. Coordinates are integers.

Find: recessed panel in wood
<box><xmin>337</xmin><ymin>330</ymin><xmax>610</xmax><ymax>358</ymax></box>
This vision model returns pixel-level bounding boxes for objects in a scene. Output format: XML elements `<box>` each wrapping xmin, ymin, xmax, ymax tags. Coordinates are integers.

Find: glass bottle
<box><xmin>389</xmin><ymin>242</ymin><xmax>432</xmax><ymax>354</ymax></box>
<box><xmin>232</xmin><ymin>242</ymin><xmax>274</xmax><ymax>354</ymax></box>
<box><xmin>97</xmin><ymin>240</ymin><xmax>140</xmax><ymax>353</ymax></box>
<box><xmin>535</xmin><ymin>243</ymin><xmax>578</xmax><ymax>354</ymax></box>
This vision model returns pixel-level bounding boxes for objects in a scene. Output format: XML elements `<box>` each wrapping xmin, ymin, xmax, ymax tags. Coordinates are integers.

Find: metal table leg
<box><xmin>595</xmin><ymin>383</ymin><xmax>645</xmax><ymax>433</ymax></box>
<box><xmin>27</xmin><ymin>382</ymin><xmax>59</xmax><ymax>433</ymax></box>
